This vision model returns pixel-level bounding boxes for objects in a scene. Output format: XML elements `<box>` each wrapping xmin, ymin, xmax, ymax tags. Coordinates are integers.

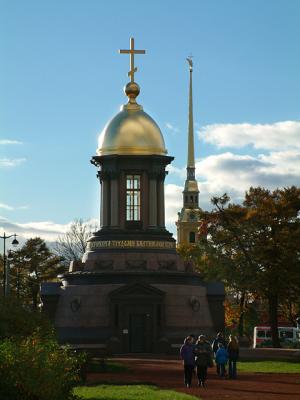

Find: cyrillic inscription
<box><xmin>88</xmin><ymin>240</ymin><xmax>175</xmax><ymax>250</ymax></box>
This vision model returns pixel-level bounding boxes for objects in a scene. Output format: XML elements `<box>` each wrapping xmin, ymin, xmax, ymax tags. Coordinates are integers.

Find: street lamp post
<box><xmin>1</xmin><ymin>233</ymin><xmax>19</xmax><ymax>296</ymax></box>
<box><xmin>7</xmin><ymin>250</ymin><xmax>21</xmax><ymax>298</ymax></box>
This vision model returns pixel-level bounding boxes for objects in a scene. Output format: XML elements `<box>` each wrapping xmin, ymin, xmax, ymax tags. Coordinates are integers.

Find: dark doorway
<box><xmin>129</xmin><ymin>313</ymin><xmax>147</xmax><ymax>352</ymax></box>
<box><xmin>109</xmin><ymin>283</ymin><xmax>165</xmax><ymax>353</ymax></box>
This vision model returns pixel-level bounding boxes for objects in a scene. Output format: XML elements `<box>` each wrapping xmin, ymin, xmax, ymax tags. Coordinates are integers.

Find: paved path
<box><xmin>87</xmin><ymin>357</ymin><xmax>300</xmax><ymax>400</ymax></box>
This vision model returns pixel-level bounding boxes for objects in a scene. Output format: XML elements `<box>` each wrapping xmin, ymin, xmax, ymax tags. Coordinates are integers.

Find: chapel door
<box><xmin>109</xmin><ymin>283</ymin><xmax>165</xmax><ymax>353</ymax></box>
<box><xmin>129</xmin><ymin>313</ymin><xmax>147</xmax><ymax>352</ymax></box>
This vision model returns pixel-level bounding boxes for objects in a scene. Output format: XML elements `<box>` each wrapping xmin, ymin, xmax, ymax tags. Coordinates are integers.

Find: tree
<box><xmin>279</xmin><ymin>291</ymin><xmax>300</xmax><ymax>327</ymax></box>
<box><xmin>53</xmin><ymin>219</ymin><xmax>96</xmax><ymax>267</ymax></box>
<box><xmin>8</xmin><ymin>238</ymin><xmax>64</xmax><ymax>309</ymax></box>
<box><xmin>194</xmin><ymin>186</ymin><xmax>300</xmax><ymax>347</ymax></box>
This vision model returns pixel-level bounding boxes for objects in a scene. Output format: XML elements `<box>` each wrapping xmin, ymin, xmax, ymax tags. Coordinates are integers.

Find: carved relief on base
<box><xmin>158</xmin><ymin>260</ymin><xmax>176</xmax><ymax>271</ymax></box>
<box><xmin>125</xmin><ymin>259</ymin><xmax>147</xmax><ymax>270</ymax></box>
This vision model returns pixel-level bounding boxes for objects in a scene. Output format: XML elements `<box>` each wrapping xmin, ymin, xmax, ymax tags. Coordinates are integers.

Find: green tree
<box><xmin>8</xmin><ymin>238</ymin><xmax>64</xmax><ymax>309</ymax></box>
<box><xmin>194</xmin><ymin>186</ymin><xmax>300</xmax><ymax>347</ymax></box>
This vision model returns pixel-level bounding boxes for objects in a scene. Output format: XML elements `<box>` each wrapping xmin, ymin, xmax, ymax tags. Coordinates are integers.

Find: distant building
<box><xmin>41</xmin><ymin>39</ymin><xmax>224</xmax><ymax>353</ymax></box>
<box><xmin>176</xmin><ymin>58</ymin><xmax>202</xmax><ymax>245</ymax></box>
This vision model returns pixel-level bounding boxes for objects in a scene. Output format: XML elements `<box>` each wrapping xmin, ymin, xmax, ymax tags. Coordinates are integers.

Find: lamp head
<box><xmin>12</xmin><ymin>234</ymin><xmax>19</xmax><ymax>247</ymax></box>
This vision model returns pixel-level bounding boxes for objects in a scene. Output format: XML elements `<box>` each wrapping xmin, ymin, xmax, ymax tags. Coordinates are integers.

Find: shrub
<box><xmin>0</xmin><ymin>297</ymin><xmax>53</xmax><ymax>340</ymax></box>
<box><xmin>0</xmin><ymin>333</ymin><xmax>85</xmax><ymax>400</ymax></box>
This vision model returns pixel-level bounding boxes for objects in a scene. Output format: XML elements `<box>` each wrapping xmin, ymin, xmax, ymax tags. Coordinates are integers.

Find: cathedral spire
<box><xmin>176</xmin><ymin>57</ymin><xmax>201</xmax><ymax>246</ymax></box>
<box><xmin>182</xmin><ymin>58</ymin><xmax>199</xmax><ymax>209</ymax></box>
<box><xmin>187</xmin><ymin>57</ymin><xmax>195</xmax><ymax>172</ymax></box>
<box><xmin>186</xmin><ymin>58</ymin><xmax>196</xmax><ymax>182</ymax></box>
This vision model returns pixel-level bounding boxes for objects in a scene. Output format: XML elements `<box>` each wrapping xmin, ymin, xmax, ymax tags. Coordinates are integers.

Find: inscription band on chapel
<box><xmin>88</xmin><ymin>240</ymin><xmax>175</xmax><ymax>250</ymax></box>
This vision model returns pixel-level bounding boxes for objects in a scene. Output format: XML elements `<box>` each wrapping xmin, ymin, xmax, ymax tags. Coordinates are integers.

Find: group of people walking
<box><xmin>180</xmin><ymin>332</ymin><xmax>239</xmax><ymax>388</ymax></box>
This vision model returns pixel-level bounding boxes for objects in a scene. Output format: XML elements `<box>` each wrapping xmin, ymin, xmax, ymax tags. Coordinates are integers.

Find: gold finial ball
<box><xmin>124</xmin><ymin>82</ymin><xmax>140</xmax><ymax>101</ymax></box>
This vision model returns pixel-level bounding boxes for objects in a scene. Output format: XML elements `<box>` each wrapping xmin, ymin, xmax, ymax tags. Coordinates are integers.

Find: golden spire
<box><xmin>181</xmin><ymin>56</ymin><xmax>199</xmax><ymax>209</ymax></box>
<box><xmin>119</xmin><ymin>38</ymin><xmax>146</xmax><ymax>107</ymax></box>
<box><xmin>187</xmin><ymin>56</ymin><xmax>195</xmax><ymax>170</ymax></box>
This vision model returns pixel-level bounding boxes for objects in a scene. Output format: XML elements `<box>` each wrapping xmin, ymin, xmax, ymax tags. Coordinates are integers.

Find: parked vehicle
<box><xmin>253</xmin><ymin>326</ymin><xmax>300</xmax><ymax>348</ymax></box>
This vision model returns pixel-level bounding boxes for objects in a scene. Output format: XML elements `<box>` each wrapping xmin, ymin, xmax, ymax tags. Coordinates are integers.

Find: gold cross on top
<box><xmin>119</xmin><ymin>38</ymin><xmax>146</xmax><ymax>82</ymax></box>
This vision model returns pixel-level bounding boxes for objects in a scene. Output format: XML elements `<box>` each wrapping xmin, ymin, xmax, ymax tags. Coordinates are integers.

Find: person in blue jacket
<box><xmin>212</xmin><ymin>332</ymin><xmax>227</xmax><ymax>374</ymax></box>
<box><xmin>215</xmin><ymin>343</ymin><xmax>228</xmax><ymax>377</ymax></box>
<box><xmin>180</xmin><ymin>336</ymin><xmax>195</xmax><ymax>388</ymax></box>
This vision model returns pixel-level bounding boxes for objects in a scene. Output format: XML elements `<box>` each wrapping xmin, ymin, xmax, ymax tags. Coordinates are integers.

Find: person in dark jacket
<box><xmin>194</xmin><ymin>335</ymin><xmax>212</xmax><ymax>387</ymax></box>
<box><xmin>227</xmin><ymin>335</ymin><xmax>239</xmax><ymax>379</ymax></box>
<box><xmin>212</xmin><ymin>332</ymin><xmax>227</xmax><ymax>354</ymax></box>
<box><xmin>180</xmin><ymin>336</ymin><xmax>195</xmax><ymax>388</ymax></box>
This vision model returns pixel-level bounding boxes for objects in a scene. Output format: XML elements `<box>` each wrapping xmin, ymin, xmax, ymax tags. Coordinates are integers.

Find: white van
<box><xmin>253</xmin><ymin>326</ymin><xmax>300</xmax><ymax>348</ymax></box>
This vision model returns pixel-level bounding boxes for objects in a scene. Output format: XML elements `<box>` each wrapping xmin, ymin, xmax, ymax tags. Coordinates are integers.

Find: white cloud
<box><xmin>166</xmin><ymin>164</ymin><xmax>186</xmax><ymax>178</ymax></box>
<box><xmin>0</xmin><ymin>203</ymin><xmax>29</xmax><ymax>211</ymax></box>
<box><xmin>165</xmin><ymin>122</ymin><xmax>179</xmax><ymax>135</ymax></box>
<box><xmin>165</xmin><ymin>184</ymin><xmax>183</xmax><ymax>224</ymax></box>
<box><xmin>165</xmin><ymin>183</ymin><xmax>183</xmax><ymax>236</ymax></box>
<box><xmin>0</xmin><ymin>158</ymin><xmax>26</xmax><ymax>168</ymax></box>
<box><xmin>0</xmin><ymin>217</ymin><xmax>99</xmax><ymax>244</ymax></box>
<box><xmin>168</xmin><ymin>150</ymin><xmax>300</xmax><ymax>210</ymax></box>
<box><xmin>0</xmin><ymin>139</ymin><xmax>23</xmax><ymax>145</ymax></box>
<box><xmin>259</xmin><ymin>150</ymin><xmax>300</xmax><ymax>175</ymax></box>
<box><xmin>200</xmin><ymin>121</ymin><xmax>300</xmax><ymax>150</ymax></box>
<box><xmin>196</xmin><ymin>151</ymin><xmax>300</xmax><ymax>192</ymax></box>
<box><xmin>0</xmin><ymin>203</ymin><xmax>14</xmax><ymax>211</ymax></box>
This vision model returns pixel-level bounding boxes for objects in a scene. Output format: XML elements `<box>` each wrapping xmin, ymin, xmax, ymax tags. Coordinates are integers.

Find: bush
<box><xmin>0</xmin><ymin>333</ymin><xmax>85</xmax><ymax>400</ymax></box>
<box><xmin>0</xmin><ymin>297</ymin><xmax>53</xmax><ymax>340</ymax></box>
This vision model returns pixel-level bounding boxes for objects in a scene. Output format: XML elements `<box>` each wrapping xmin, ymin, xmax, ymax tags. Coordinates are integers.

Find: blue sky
<box><xmin>1</xmin><ymin>0</ymin><xmax>300</xmax><ymax>246</ymax></box>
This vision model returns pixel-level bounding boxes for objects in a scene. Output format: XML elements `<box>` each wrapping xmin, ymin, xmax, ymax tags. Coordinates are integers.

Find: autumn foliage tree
<box><xmin>193</xmin><ymin>186</ymin><xmax>300</xmax><ymax>347</ymax></box>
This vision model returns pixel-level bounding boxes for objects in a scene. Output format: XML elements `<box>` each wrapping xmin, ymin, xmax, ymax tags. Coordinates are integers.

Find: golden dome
<box><xmin>97</xmin><ymin>83</ymin><xmax>167</xmax><ymax>156</ymax></box>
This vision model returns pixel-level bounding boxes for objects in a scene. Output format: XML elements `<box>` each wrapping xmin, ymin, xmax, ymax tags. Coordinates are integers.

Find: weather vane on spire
<box><xmin>186</xmin><ymin>55</ymin><xmax>193</xmax><ymax>71</ymax></box>
<box><xmin>119</xmin><ymin>38</ymin><xmax>146</xmax><ymax>82</ymax></box>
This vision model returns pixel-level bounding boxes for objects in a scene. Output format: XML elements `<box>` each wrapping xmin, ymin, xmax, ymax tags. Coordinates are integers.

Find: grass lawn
<box><xmin>74</xmin><ymin>385</ymin><xmax>199</xmax><ymax>400</ymax></box>
<box><xmin>239</xmin><ymin>360</ymin><xmax>300</xmax><ymax>373</ymax></box>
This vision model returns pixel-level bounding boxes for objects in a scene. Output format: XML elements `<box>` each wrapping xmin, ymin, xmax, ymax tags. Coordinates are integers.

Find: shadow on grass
<box><xmin>87</xmin><ymin>359</ymin><xmax>128</xmax><ymax>374</ymax></box>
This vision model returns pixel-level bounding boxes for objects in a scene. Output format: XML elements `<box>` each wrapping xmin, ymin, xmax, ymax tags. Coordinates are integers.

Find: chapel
<box><xmin>41</xmin><ymin>39</ymin><xmax>224</xmax><ymax>353</ymax></box>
